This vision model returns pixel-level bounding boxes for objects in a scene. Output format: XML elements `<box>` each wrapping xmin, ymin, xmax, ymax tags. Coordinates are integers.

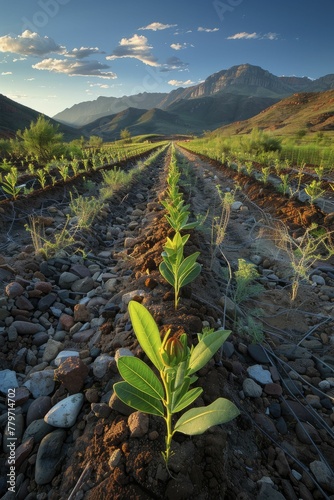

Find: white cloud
<box><xmin>198</xmin><ymin>27</ymin><xmax>219</xmax><ymax>33</ymax></box>
<box><xmin>168</xmin><ymin>79</ymin><xmax>194</xmax><ymax>86</ymax></box>
<box><xmin>227</xmin><ymin>32</ymin><xmax>279</xmax><ymax>40</ymax></box>
<box><xmin>0</xmin><ymin>30</ymin><xmax>64</xmax><ymax>56</ymax></box>
<box><xmin>1</xmin><ymin>71</ymin><xmax>12</xmax><ymax>75</ymax></box>
<box><xmin>107</xmin><ymin>34</ymin><xmax>160</xmax><ymax>67</ymax></box>
<box><xmin>32</xmin><ymin>58</ymin><xmax>117</xmax><ymax>79</ymax></box>
<box><xmin>138</xmin><ymin>22</ymin><xmax>177</xmax><ymax>31</ymax></box>
<box><xmin>89</xmin><ymin>83</ymin><xmax>110</xmax><ymax>89</ymax></box>
<box><xmin>65</xmin><ymin>46</ymin><xmax>105</xmax><ymax>59</ymax></box>
<box><xmin>170</xmin><ymin>42</ymin><xmax>192</xmax><ymax>51</ymax></box>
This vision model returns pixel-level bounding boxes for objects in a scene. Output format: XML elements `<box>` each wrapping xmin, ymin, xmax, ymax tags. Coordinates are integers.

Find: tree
<box><xmin>88</xmin><ymin>135</ymin><xmax>103</xmax><ymax>150</ymax></box>
<box><xmin>17</xmin><ymin>115</ymin><xmax>64</xmax><ymax>163</ymax></box>
<box><xmin>120</xmin><ymin>128</ymin><xmax>132</xmax><ymax>143</ymax></box>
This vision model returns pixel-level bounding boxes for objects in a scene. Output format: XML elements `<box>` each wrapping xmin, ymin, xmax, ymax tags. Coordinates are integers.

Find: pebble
<box><xmin>44</xmin><ymin>393</ymin><xmax>84</xmax><ymax>428</ymax></box>
<box><xmin>54</xmin><ymin>350</ymin><xmax>80</xmax><ymax>366</ymax></box>
<box><xmin>242</xmin><ymin>378</ymin><xmax>263</xmax><ymax>398</ymax></box>
<box><xmin>35</xmin><ymin>429</ymin><xmax>67</xmax><ymax>485</ymax></box>
<box><xmin>26</xmin><ymin>396</ymin><xmax>52</xmax><ymax>426</ymax></box>
<box><xmin>309</xmin><ymin>460</ymin><xmax>334</xmax><ymax>489</ymax></box>
<box><xmin>23</xmin><ymin>370</ymin><xmax>55</xmax><ymax>398</ymax></box>
<box><xmin>0</xmin><ymin>369</ymin><xmax>19</xmax><ymax>393</ymax></box>
<box><xmin>22</xmin><ymin>419</ymin><xmax>55</xmax><ymax>444</ymax></box>
<box><xmin>42</xmin><ymin>339</ymin><xmax>63</xmax><ymax>363</ymax></box>
<box><xmin>54</xmin><ymin>357</ymin><xmax>89</xmax><ymax>393</ymax></box>
<box><xmin>10</xmin><ymin>321</ymin><xmax>45</xmax><ymax>335</ymax></box>
<box><xmin>247</xmin><ymin>365</ymin><xmax>273</xmax><ymax>385</ymax></box>
<box><xmin>92</xmin><ymin>354</ymin><xmax>114</xmax><ymax>378</ymax></box>
<box><xmin>128</xmin><ymin>411</ymin><xmax>149</xmax><ymax>437</ymax></box>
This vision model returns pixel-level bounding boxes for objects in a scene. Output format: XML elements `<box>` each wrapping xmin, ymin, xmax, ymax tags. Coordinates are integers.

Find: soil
<box><xmin>0</xmin><ymin>144</ymin><xmax>334</xmax><ymax>500</ymax></box>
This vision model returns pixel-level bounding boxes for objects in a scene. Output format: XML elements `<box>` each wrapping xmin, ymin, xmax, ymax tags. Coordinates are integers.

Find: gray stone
<box><xmin>248</xmin><ymin>344</ymin><xmax>269</xmax><ymax>364</ymax></box>
<box><xmin>54</xmin><ymin>350</ymin><xmax>80</xmax><ymax>366</ymax></box>
<box><xmin>311</xmin><ymin>275</ymin><xmax>326</xmax><ymax>286</ymax></box>
<box><xmin>58</xmin><ymin>272</ymin><xmax>78</xmax><ymax>289</ymax></box>
<box><xmin>22</xmin><ymin>419</ymin><xmax>55</xmax><ymax>444</ymax></box>
<box><xmin>247</xmin><ymin>365</ymin><xmax>273</xmax><ymax>385</ymax></box>
<box><xmin>23</xmin><ymin>370</ymin><xmax>55</xmax><ymax>398</ymax></box>
<box><xmin>0</xmin><ymin>369</ymin><xmax>19</xmax><ymax>394</ymax></box>
<box><xmin>310</xmin><ymin>460</ymin><xmax>334</xmax><ymax>489</ymax></box>
<box><xmin>274</xmin><ymin>344</ymin><xmax>312</xmax><ymax>360</ymax></box>
<box><xmin>243</xmin><ymin>378</ymin><xmax>263</xmax><ymax>398</ymax></box>
<box><xmin>10</xmin><ymin>321</ymin><xmax>45</xmax><ymax>335</ymax></box>
<box><xmin>44</xmin><ymin>393</ymin><xmax>84</xmax><ymax>428</ymax></box>
<box><xmin>26</xmin><ymin>396</ymin><xmax>52</xmax><ymax>425</ymax></box>
<box><xmin>71</xmin><ymin>276</ymin><xmax>95</xmax><ymax>293</ymax></box>
<box><xmin>257</xmin><ymin>482</ymin><xmax>286</xmax><ymax>499</ymax></box>
<box><xmin>92</xmin><ymin>354</ymin><xmax>114</xmax><ymax>378</ymax></box>
<box><xmin>42</xmin><ymin>339</ymin><xmax>63</xmax><ymax>363</ymax></box>
<box><xmin>35</xmin><ymin>429</ymin><xmax>66</xmax><ymax>485</ymax></box>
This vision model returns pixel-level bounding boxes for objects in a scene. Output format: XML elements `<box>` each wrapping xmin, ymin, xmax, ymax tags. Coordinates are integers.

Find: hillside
<box><xmin>214</xmin><ymin>89</ymin><xmax>334</xmax><ymax>136</ymax></box>
<box><xmin>0</xmin><ymin>94</ymin><xmax>80</xmax><ymax>141</ymax></box>
<box><xmin>78</xmin><ymin>107</ymin><xmax>195</xmax><ymax>140</ymax></box>
<box><xmin>53</xmin><ymin>64</ymin><xmax>334</xmax><ymax>129</ymax></box>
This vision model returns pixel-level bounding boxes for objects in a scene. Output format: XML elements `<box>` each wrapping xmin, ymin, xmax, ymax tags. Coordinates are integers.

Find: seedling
<box><xmin>1</xmin><ymin>168</ymin><xmax>21</xmax><ymax>199</ymax></box>
<box><xmin>114</xmin><ymin>301</ymin><xmax>239</xmax><ymax>465</ymax></box>
<box><xmin>159</xmin><ymin>231</ymin><xmax>201</xmax><ymax>309</ymax></box>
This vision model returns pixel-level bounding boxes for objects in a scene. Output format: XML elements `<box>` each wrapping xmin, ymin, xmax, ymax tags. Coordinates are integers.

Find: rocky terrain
<box><xmin>0</xmin><ymin>145</ymin><xmax>334</xmax><ymax>499</ymax></box>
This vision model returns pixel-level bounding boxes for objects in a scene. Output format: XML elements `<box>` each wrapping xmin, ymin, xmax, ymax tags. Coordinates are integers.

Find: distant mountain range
<box><xmin>1</xmin><ymin>63</ymin><xmax>334</xmax><ymax>141</ymax></box>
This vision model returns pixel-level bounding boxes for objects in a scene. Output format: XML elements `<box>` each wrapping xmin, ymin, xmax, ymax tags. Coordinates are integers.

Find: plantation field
<box><xmin>0</xmin><ymin>141</ymin><xmax>334</xmax><ymax>499</ymax></box>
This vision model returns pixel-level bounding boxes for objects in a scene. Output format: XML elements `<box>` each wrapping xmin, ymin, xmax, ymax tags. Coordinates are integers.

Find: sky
<box><xmin>0</xmin><ymin>0</ymin><xmax>333</xmax><ymax>117</ymax></box>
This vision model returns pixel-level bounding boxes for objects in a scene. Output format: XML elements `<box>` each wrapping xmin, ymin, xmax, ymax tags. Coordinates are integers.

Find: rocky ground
<box><xmin>0</xmin><ymin>144</ymin><xmax>334</xmax><ymax>500</ymax></box>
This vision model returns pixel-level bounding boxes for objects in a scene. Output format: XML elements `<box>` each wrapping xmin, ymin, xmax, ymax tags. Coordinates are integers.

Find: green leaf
<box><xmin>188</xmin><ymin>329</ymin><xmax>231</xmax><ymax>375</ymax></box>
<box><xmin>172</xmin><ymin>387</ymin><xmax>203</xmax><ymax>413</ymax></box>
<box><xmin>128</xmin><ymin>301</ymin><xmax>164</xmax><ymax>371</ymax></box>
<box><xmin>179</xmin><ymin>256</ymin><xmax>201</xmax><ymax>288</ymax></box>
<box><xmin>159</xmin><ymin>261</ymin><xmax>175</xmax><ymax>287</ymax></box>
<box><xmin>174</xmin><ymin>398</ymin><xmax>240</xmax><ymax>435</ymax></box>
<box><xmin>117</xmin><ymin>356</ymin><xmax>164</xmax><ymax>400</ymax></box>
<box><xmin>114</xmin><ymin>381</ymin><xmax>164</xmax><ymax>417</ymax></box>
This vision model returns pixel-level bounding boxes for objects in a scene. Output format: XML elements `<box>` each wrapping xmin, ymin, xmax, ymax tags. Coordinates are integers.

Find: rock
<box><xmin>253</xmin><ymin>414</ymin><xmax>278</xmax><ymax>438</ymax></box>
<box><xmin>309</xmin><ymin>460</ymin><xmax>334</xmax><ymax>490</ymax></box>
<box><xmin>35</xmin><ymin>429</ymin><xmax>66</xmax><ymax>485</ymax></box>
<box><xmin>22</xmin><ymin>419</ymin><xmax>55</xmax><ymax>444</ymax></box>
<box><xmin>5</xmin><ymin>282</ymin><xmax>24</xmax><ymax>298</ymax></box>
<box><xmin>274</xmin><ymin>344</ymin><xmax>312</xmax><ymax>360</ymax></box>
<box><xmin>274</xmin><ymin>449</ymin><xmax>290</xmax><ymax>477</ymax></box>
<box><xmin>231</xmin><ymin>201</ymin><xmax>243</xmax><ymax>211</ymax></box>
<box><xmin>91</xmin><ymin>402</ymin><xmax>111</xmax><ymax>418</ymax></box>
<box><xmin>0</xmin><ymin>370</ymin><xmax>19</xmax><ymax>393</ymax></box>
<box><xmin>35</xmin><ymin>281</ymin><xmax>53</xmax><ymax>293</ymax></box>
<box><xmin>42</xmin><ymin>339</ymin><xmax>63</xmax><ymax>363</ymax></box>
<box><xmin>32</xmin><ymin>332</ymin><xmax>49</xmax><ymax>347</ymax></box>
<box><xmin>108</xmin><ymin>448</ymin><xmax>122</xmax><ymax>468</ymax></box>
<box><xmin>10</xmin><ymin>437</ymin><xmax>34</xmax><ymax>469</ymax></box>
<box><xmin>247</xmin><ymin>365</ymin><xmax>273</xmax><ymax>385</ymax></box>
<box><xmin>54</xmin><ymin>350</ymin><xmax>80</xmax><ymax>366</ymax></box>
<box><xmin>124</xmin><ymin>237</ymin><xmax>137</xmax><ymax>249</ymax></box>
<box><xmin>109</xmin><ymin>391</ymin><xmax>134</xmax><ymax>416</ymax></box>
<box><xmin>257</xmin><ymin>482</ymin><xmax>286</xmax><ymax>499</ymax></box>
<box><xmin>15</xmin><ymin>295</ymin><xmax>34</xmax><ymax>311</ymax></box>
<box><xmin>44</xmin><ymin>393</ymin><xmax>84</xmax><ymax>428</ymax></box>
<box><xmin>295</xmin><ymin>421</ymin><xmax>321</xmax><ymax>444</ymax></box>
<box><xmin>71</xmin><ymin>276</ymin><xmax>95</xmax><ymax>293</ymax></box>
<box><xmin>247</xmin><ymin>344</ymin><xmax>269</xmax><ymax>364</ymax></box>
<box><xmin>10</xmin><ymin>321</ymin><xmax>45</xmax><ymax>335</ymax></box>
<box><xmin>72</xmin><ymin>328</ymin><xmax>96</xmax><ymax>342</ymax></box>
<box><xmin>92</xmin><ymin>354</ymin><xmax>114</xmax><ymax>379</ymax></box>
<box><xmin>59</xmin><ymin>313</ymin><xmax>74</xmax><ymax>331</ymax></box>
<box><xmin>58</xmin><ymin>272</ymin><xmax>78</xmax><ymax>289</ymax></box>
<box><xmin>311</xmin><ymin>275</ymin><xmax>326</xmax><ymax>285</ymax></box>
<box><xmin>54</xmin><ymin>357</ymin><xmax>89</xmax><ymax>393</ymax></box>
<box><xmin>264</xmin><ymin>383</ymin><xmax>282</xmax><ymax>397</ymax></box>
<box><xmin>73</xmin><ymin>303</ymin><xmax>91</xmax><ymax>322</ymax></box>
<box><xmin>9</xmin><ymin>386</ymin><xmax>30</xmax><ymax>406</ymax></box>
<box><xmin>23</xmin><ymin>370</ymin><xmax>55</xmax><ymax>398</ymax></box>
<box><xmin>121</xmin><ymin>290</ymin><xmax>145</xmax><ymax>305</ymax></box>
<box><xmin>26</xmin><ymin>396</ymin><xmax>52</xmax><ymax>426</ymax></box>
<box><xmin>38</xmin><ymin>293</ymin><xmax>57</xmax><ymax>312</ymax></box>
<box><xmin>243</xmin><ymin>378</ymin><xmax>263</xmax><ymax>398</ymax></box>
<box><xmin>128</xmin><ymin>411</ymin><xmax>149</xmax><ymax>438</ymax></box>
<box><xmin>70</xmin><ymin>264</ymin><xmax>91</xmax><ymax>278</ymax></box>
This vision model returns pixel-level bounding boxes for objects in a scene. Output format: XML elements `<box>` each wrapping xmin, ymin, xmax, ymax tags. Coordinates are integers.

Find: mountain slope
<box><xmin>54</xmin><ymin>92</ymin><xmax>168</xmax><ymax>127</ymax></box>
<box><xmin>77</xmin><ymin>107</ymin><xmax>196</xmax><ymax>140</ymax></box>
<box><xmin>0</xmin><ymin>94</ymin><xmax>80</xmax><ymax>141</ymax></box>
<box><xmin>215</xmin><ymin>89</ymin><xmax>334</xmax><ymax>136</ymax></box>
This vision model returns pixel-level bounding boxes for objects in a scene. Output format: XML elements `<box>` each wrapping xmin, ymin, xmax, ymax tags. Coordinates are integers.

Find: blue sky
<box><xmin>0</xmin><ymin>0</ymin><xmax>333</xmax><ymax>116</ymax></box>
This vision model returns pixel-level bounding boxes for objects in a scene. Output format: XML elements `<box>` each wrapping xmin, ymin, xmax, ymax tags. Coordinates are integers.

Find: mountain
<box><xmin>214</xmin><ymin>89</ymin><xmax>334</xmax><ymax>136</ymax></box>
<box><xmin>52</xmin><ymin>64</ymin><xmax>334</xmax><ymax>133</ymax></box>
<box><xmin>53</xmin><ymin>92</ymin><xmax>168</xmax><ymax>127</ymax></box>
<box><xmin>77</xmin><ymin>107</ymin><xmax>196</xmax><ymax>140</ymax></box>
<box><xmin>0</xmin><ymin>94</ymin><xmax>80</xmax><ymax>140</ymax></box>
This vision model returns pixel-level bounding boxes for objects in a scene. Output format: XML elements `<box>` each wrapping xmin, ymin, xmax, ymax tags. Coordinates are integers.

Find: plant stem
<box><xmin>161</xmin><ymin>370</ymin><xmax>174</xmax><ymax>464</ymax></box>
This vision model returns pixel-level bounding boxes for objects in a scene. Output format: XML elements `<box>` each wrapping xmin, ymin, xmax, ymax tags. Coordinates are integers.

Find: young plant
<box><xmin>210</xmin><ymin>187</ymin><xmax>234</xmax><ymax>269</ymax></box>
<box><xmin>114</xmin><ymin>301</ymin><xmax>239</xmax><ymax>465</ymax></box>
<box><xmin>162</xmin><ymin>199</ymin><xmax>198</xmax><ymax>233</ymax></box>
<box><xmin>159</xmin><ymin>231</ymin><xmax>201</xmax><ymax>309</ymax></box>
<box><xmin>69</xmin><ymin>192</ymin><xmax>104</xmax><ymax>229</ymax></box>
<box><xmin>260</xmin><ymin>166</ymin><xmax>271</xmax><ymax>184</ymax></box>
<box><xmin>304</xmin><ymin>179</ymin><xmax>325</xmax><ymax>205</ymax></box>
<box><xmin>36</xmin><ymin>169</ymin><xmax>47</xmax><ymax>189</ymax></box>
<box><xmin>1</xmin><ymin>168</ymin><xmax>21</xmax><ymax>199</ymax></box>
<box><xmin>233</xmin><ymin>258</ymin><xmax>264</xmax><ymax>306</ymax></box>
